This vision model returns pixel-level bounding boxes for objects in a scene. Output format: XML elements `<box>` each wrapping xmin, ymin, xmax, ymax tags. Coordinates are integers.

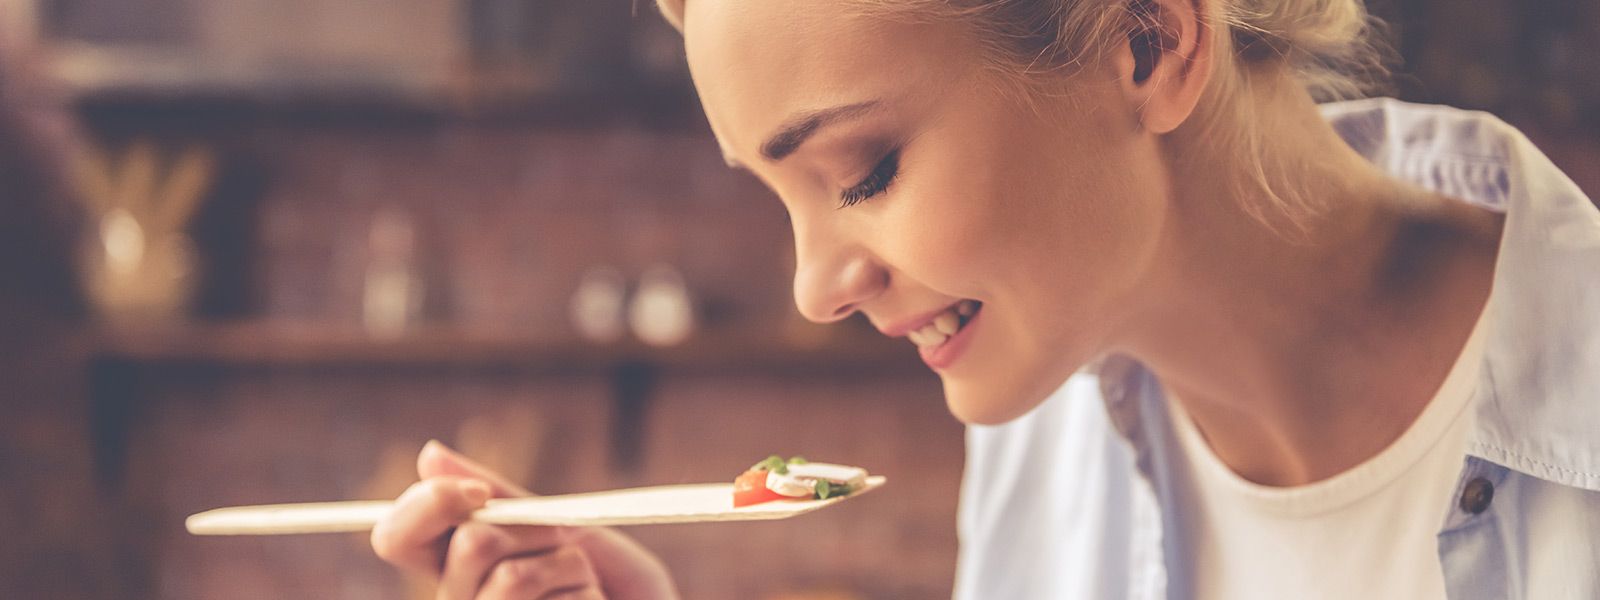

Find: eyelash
<box><xmin>839</xmin><ymin>149</ymin><xmax>900</xmax><ymax>208</ymax></box>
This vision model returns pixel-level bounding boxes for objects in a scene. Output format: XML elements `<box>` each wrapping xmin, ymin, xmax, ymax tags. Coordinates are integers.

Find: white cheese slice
<box><xmin>765</xmin><ymin>463</ymin><xmax>870</xmax><ymax>496</ymax></box>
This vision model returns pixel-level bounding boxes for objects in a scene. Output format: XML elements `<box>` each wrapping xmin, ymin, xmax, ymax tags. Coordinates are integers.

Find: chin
<box><xmin>939</xmin><ymin>343</ymin><xmax>1095</xmax><ymax>426</ymax></box>
<box><xmin>941</xmin><ymin>374</ymin><xmax>1056</xmax><ymax>425</ymax></box>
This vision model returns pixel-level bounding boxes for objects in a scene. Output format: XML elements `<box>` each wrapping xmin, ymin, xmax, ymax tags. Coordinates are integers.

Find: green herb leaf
<box><xmin>787</xmin><ymin>456</ymin><xmax>808</xmax><ymax>465</ymax></box>
<box><xmin>755</xmin><ymin>455</ymin><xmax>788</xmax><ymax>474</ymax></box>
<box><xmin>814</xmin><ymin>479</ymin><xmax>832</xmax><ymax>500</ymax></box>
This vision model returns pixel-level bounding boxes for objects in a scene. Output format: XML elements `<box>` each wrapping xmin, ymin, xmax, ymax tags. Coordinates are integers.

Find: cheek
<box><xmin>985</xmin><ymin>156</ymin><xmax>1154</xmax><ymax>306</ymax></box>
<box><xmin>998</xmin><ymin>158</ymin><xmax>1159</xmax><ymax>366</ymax></box>
<box><xmin>867</xmin><ymin>115</ymin><xmax>1159</xmax><ymax>307</ymax></box>
<box><xmin>868</xmin><ymin>154</ymin><xmax>999</xmax><ymax>294</ymax></box>
<box><xmin>919</xmin><ymin>118</ymin><xmax>1163</xmax><ymax>423</ymax></box>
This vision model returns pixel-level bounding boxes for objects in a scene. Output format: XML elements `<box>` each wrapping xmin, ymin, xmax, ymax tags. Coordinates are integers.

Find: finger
<box><xmin>436</xmin><ymin>523</ymin><xmax>568</xmax><ymax>600</ymax></box>
<box><xmin>372</xmin><ymin>477</ymin><xmax>493</xmax><ymax>575</ymax></box>
<box><xmin>418</xmin><ymin>440</ymin><xmax>534</xmax><ymax>498</ymax></box>
<box><xmin>471</xmin><ymin>546</ymin><xmax>598</xmax><ymax>600</ymax></box>
<box><xmin>571</xmin><ymin>527</ymin><xmax>676</xmax><ymax>598</ymax></box>
<box><xmin>537</xmin><ymin>586</ymin><xmax>605</xmax><ymax>600</ymax></box>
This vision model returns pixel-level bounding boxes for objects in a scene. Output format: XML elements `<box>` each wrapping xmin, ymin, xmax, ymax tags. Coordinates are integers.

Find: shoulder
<box><xmin>1322</xmin><ymin>97</ymin><xmax>1599</xmax><ymax>218</ymax></box>
<box><xmin>1320</xmin><ymin>98</ymin><xmax>1527</xmax><ymax>173</ymax></box>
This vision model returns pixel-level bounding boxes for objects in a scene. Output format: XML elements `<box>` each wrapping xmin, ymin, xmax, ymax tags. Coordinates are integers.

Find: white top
<box><xmin>1166</xmin><ymin>305</ymin><xmax>1490</xmax><ymax>599</ymax></box>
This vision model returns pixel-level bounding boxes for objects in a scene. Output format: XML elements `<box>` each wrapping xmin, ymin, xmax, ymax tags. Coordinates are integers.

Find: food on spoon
<box><xmin>732</xmin><ymin>455</ymin><xmax>870</xmax><ymax>508</ymax></box>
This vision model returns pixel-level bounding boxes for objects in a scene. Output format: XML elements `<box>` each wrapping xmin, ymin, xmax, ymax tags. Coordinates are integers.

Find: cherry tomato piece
<box><xmin>733</xmin><ymin>469</ymin><xmax>795</xmax><ymax>507</ymax></box>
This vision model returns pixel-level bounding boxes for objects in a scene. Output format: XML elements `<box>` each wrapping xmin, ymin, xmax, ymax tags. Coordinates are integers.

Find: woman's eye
<box><xmin>838</xmin><ymin>149</ymin><xmax>900</xmax><ymax>208</ymax></box>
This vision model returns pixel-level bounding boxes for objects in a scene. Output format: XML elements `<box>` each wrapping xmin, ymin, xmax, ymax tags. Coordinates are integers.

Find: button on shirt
<box><xmin>954</xmin><ymin>98</ymin><xmax>1600</xmax><ymax>600</ymax></box>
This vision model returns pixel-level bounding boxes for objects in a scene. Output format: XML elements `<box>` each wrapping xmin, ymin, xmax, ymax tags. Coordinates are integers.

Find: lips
<box><xmin>917</xmin><ymin>301</ymin><xmax>982</xmax><ymax>370</ymax></box>
<box><xmin>874</xmin><ymin>299</ymin><xmax>984</xmax><ymax>370</ymax></box>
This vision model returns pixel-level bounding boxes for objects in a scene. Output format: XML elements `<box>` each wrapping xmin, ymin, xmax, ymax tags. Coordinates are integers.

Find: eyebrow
<box><xmin>757</xmin><ymin>100</ymin><xmax>882</xmax><ymax>163</ymax></box>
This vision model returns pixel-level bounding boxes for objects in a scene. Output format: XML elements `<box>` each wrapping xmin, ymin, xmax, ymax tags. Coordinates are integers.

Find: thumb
<box><xmin>416</xmin><ymin>440</ymin><xmax>534</xmax><ymax>498</ymax></box>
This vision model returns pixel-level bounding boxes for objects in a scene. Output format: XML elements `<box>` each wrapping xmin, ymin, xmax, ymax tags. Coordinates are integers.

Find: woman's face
<box><xmin>684</xmin><ymin>1</ymin><xmax>1172</xmax><ymax>424</ymax></box>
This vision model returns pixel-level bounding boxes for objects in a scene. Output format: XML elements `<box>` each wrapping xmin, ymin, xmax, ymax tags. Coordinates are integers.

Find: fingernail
<box><xmin>461</xmin><ymin>479</ymin><xmax>492</xmax><ymax>505</ymax></box>
<box><xmin>423</xmin><ymin>440</ymin><xmax>460</xmax><ymax>462</ymax></box>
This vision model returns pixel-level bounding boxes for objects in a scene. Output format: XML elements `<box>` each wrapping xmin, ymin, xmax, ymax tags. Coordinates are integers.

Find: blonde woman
<box><xmin>371</xmin><ymin>0</ymin><xmax>1600</xmax><ymax>598</ymax></box>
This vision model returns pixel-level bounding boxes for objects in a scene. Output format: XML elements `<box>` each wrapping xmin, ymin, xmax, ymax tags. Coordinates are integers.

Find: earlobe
<box><xmin>1118</xmin><ymin>0</ymin><xmax>1213</xmax><ymax>135</ymax></box>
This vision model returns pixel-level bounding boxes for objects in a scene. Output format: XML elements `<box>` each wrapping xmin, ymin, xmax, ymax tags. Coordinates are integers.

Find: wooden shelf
<box><xmin>85</xmin><ymin>320</ymin><xmax>927</xmax><ymax>374</ymax></box>
<box><xmin>80</xmin><ymin>320</ymin><xmax>931</xmax><ymax>499</ymax></box>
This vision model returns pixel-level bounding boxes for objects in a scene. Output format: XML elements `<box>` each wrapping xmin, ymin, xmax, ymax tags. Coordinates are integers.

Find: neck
<box><xmin>1115</xmin><ymin>74</ymin><xmax>1505</xmax><ymax>486</ymax></box>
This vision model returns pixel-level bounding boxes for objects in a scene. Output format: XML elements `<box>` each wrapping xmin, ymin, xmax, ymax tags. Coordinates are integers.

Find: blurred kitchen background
<box><xmin>0</xmin><ymin>0</ymin><xmax>1595</xmax><ymax>598</ymax></box>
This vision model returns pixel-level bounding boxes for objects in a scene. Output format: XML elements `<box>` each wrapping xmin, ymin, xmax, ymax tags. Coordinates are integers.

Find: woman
<box><xmin>371</xmin><ymin>0</ymin><xmax>1600</xmax><ymax>598</ymax></box>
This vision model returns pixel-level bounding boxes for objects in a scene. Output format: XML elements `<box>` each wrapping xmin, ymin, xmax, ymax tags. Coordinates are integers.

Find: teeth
<box><xmin>916</xmin><ymin>328</ymin><xmax>949</xmax><ymax>347</ymax></box>
<box><xmin>907</xmin><ymin>328</ymin><xmax>931</xmax><ymax>345</ymax></box>
<box><xmin>903</xmin><ymin>301</ymin><xmax>979</xmax><ymax>349</ymax></box>
<box><xmin>911</xmin><ymin>327</ymin><xmax>945</xmax><ymax>346</ymax></box>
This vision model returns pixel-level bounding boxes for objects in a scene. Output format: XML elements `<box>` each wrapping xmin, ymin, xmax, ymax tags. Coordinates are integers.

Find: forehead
<box><xmin>681</xmin><ymin>1</ymin><xmax>976</xmax><ymax>161</ymax></box>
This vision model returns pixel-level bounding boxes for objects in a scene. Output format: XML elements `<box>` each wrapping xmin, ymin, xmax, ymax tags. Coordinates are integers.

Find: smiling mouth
<box><xmin>906</xmin><ymin>300</ymin><xmax>981</xmax><ymax>350</ymax></box>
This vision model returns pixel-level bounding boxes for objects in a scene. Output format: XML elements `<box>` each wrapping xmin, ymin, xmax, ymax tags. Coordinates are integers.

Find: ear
<box><xmin>1113</xmin><ymin>0</ymin><xmax>1214</xmax><ymax>134</ymax></box>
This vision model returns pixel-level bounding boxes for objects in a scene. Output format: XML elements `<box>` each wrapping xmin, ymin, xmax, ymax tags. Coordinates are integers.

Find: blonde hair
<box><xmin>653</xmin><ymin>0</ymin><xmax>1391</xmax><ymax>233</ymax></box>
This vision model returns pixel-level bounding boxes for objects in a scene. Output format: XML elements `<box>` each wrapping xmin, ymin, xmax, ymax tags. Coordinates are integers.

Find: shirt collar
<box><xmin>1100</xmin><ymin>98</ymin><xmax>1600</xmax><ymax>492</ymax></box>
<box><xmin>1326</xmin><ymin>98</ymin><xmax>1600</xmax><ymax>491</ymax></box>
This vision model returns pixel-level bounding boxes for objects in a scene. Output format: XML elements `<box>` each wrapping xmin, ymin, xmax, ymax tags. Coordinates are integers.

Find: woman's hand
<box><xmin>371</xmin><ymin>441</ymin><xmax>679</xmax><ymax>600</ymax></box>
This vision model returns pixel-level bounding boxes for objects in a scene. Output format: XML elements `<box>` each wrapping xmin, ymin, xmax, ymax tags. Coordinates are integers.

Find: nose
<box><xmin>792</xmin><ymin>230</ymin><xmax>887</xmax><ymax>324</ymax></box>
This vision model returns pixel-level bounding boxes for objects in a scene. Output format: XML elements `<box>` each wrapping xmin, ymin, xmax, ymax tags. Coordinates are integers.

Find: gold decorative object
<box><xmin>73</xmin><ymin>139</ymin><xmax>214</xmax><ymax>324</ymax></box>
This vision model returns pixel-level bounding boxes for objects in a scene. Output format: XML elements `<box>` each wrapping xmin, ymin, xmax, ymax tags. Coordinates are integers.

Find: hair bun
<box><xmin>1228</xmin><ymin>0</ymin><xmax>1391</xmax><ymax>100</ymax></box>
